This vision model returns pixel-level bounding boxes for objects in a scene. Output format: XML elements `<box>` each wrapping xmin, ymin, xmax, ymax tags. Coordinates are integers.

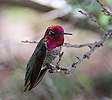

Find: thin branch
<box><xmin>21</xmin><ymin>40</ymin><xmax>37</xmax><ymax>44</ymax></box>
<box><xmin>96</xmin><ymin>0</ymin><xmax>112</xmax><ymax>17</ymax></box>
<box><xmin>63</xmin><ymin>42</ymin><xmax>96</xmax><ymax>48</ymax></box>
<box><xmin>21</xmin><ymin>40</ymin><xmax>96</xmax><ymax>48</ymax></box>
<box><xmin>78</xmin><ymin>10</ymin><xmax>107</xmax><ymax>34</ymax></box>
<box><xmin>56</xmin><ymin>52</ymin><xmax>64</xmax><ymax>67</ymax></box>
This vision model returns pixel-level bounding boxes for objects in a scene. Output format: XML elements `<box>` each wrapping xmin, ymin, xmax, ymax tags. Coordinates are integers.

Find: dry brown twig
<box><xmin>21</xmin><ymin>40</ymin><xmax>37</xmax><ymax>44</ymax></box>
<box><xmin>78</xmin><ymin>10</ymin><xmax>107</xmax><ymax>34</ymax></box>
<box><xmin>21</xmin><ymin>40</ymin><xmax>96</xmax><ymax>48</ymax></box>
<box><xmin>96</xmin><ymin>0</ymin><xmax>112</xmax><ymax>17</ymax></box>
<box><xmin>63</xmin><ymin>42</ymin><xmax>96</xmax><ymax>48</ymax></box>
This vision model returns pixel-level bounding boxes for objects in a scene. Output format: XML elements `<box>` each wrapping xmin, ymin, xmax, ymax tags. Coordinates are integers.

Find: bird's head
<box><xmin>44</xmin><ymin>25</ymin><xmax>72</xmax><ymax>50</ymax></box>
<box><xmin>44</xmin><ymin>25</ymin><xmax>72</xmax><ymax>37</ymax></box>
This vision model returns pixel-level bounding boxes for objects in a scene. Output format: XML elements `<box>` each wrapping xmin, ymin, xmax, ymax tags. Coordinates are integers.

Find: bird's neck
<box><xmin>44</xmin><ymin>35</ymin><xmax>64</xmax><ymax>50</ymax></box>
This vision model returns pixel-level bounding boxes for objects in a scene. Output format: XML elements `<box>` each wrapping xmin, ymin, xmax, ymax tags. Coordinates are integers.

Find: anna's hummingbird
<box><xmin>22</xmin><ymin>25</ymin><xmax>72</xmax><ymax>94</ymax></box>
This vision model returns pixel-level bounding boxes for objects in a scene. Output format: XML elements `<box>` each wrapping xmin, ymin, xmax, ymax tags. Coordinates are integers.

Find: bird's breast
<box><xmin>43</xmin><ymin>46</ymin><xmax>62</xmax><ymax>65</ymax></box>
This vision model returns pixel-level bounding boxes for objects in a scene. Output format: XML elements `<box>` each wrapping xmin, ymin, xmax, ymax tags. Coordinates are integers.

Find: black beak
<box><xmin>62</xmin><ymin>33</ymin><xmax>73</xmax><ymax>35</ymax></box>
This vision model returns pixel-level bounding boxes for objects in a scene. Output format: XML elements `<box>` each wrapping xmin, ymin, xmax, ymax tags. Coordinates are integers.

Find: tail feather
<box><xmin>21</xmin><ymin>83</ymin><xmax>30</xmax><ymax>95</ymax></box>
<box><xmin>33</xmin><ymin>68</ymin><xmax>47</xmax><ymax>89</ymax></box>
<box><xmin>22</xmin><ymin>68</ymin><xmax>47</xmax><ymax>94</ymax></box>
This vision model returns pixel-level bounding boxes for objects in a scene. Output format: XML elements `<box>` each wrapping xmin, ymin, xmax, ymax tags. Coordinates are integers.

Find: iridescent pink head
<box><xmin>44</xmin><ymin>25</ymin><xmax>64</xmax><ymax>36</ymax></box>
<box><xmin>44</xmin><ymin>25</ymin><xmax>72</xmax><ymax>50</ymax></box>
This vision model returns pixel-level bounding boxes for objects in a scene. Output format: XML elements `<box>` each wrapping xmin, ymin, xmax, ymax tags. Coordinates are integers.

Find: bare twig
<box><xmin>78</xmin><ymin>10</ymin><xmax>107</xmax><ymax>34</ymax></box>
<box><xmin>56</xmin><ymin>52</ymin><xmax>64</xmax><ymax>67</ymax></box>
<box><xmin>63</xmin><ymin>42</ymin><xmax>96</xmax><ymax>48</ymax></box>
<box><xmin>75</xmin><ymin>55</ymin><xmax>80</xmax><ymax>59</ymax></box>
<box><xmin>21</xmin><ymin>40</ymin><xmax>37</xmax><ymax>44</ymax></box>
<box><xmin>21</xmin><ymin>40</ymin><xmax>96</xmax><ymax>48</ymax></box>
<box><xmin>96</xmin><ymin>0</ymin><xmax>112</xmax><ymax>17</ymax></box>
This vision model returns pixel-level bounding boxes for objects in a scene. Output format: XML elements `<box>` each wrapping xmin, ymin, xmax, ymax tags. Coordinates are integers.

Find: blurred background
<box><xmin>0</xmin><ymin>0</ymin><xmax>112</xmax><ymax>100</ymax></box>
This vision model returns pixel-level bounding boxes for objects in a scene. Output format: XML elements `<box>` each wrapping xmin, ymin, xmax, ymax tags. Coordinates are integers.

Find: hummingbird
<box><xmin>22</xmin><ymin>25</ymin><xmax>72</xmax><ymax>94</ymax></box>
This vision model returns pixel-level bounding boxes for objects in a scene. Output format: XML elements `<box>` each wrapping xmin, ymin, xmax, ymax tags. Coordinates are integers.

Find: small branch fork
<box><xmin>45</xmin><ymin>0</ymin><xmax>112</xmax><ymax>74</ymax></box>
<box><xmin>46</xmin><ymin>29</ymin><xmax>112</xmax><ymax>74</ymax></box>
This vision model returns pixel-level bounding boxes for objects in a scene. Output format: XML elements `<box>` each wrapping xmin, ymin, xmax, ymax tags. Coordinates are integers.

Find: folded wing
<box><xmin>22</xmin><ymin>42</ymin><xmax>47</xmax><ymax>94</ymax></box>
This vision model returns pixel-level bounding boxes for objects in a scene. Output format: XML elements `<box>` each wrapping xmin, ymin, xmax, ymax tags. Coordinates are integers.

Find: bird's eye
<box><xmin>50</xmin><ymin>31</ymin><xmax>55</xmax><ymax>35</ymax></box>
